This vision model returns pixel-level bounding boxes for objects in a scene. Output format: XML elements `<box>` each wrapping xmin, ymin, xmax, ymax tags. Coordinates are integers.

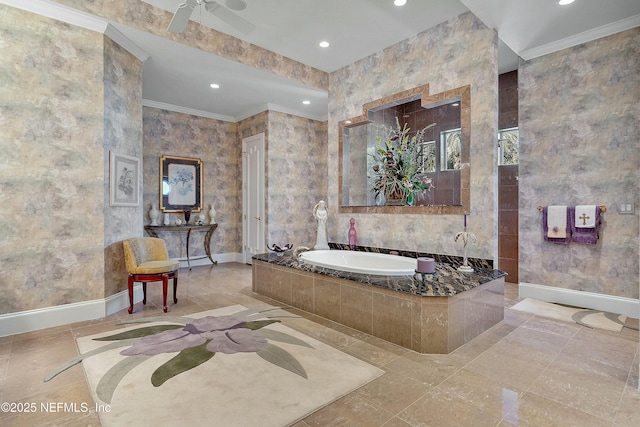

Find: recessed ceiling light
<box><xmin>319</xmin><ymin>41</ymin><xmax>330</xmax><ymax>48</ymax></box>
<box><xmin>394</xmin><ymin>0</ymin><xmax>407</xmax><ymax>6</ymax></box>
<box><xmin>303</xmin><ymin>100</ymin><xmax>311</xmax><ymax>105</ymax></box>
<box><xmin>558</xmin><ymin>0</ymin><xmax>574</xmax><ymax>5</ymax></box>
<box><xmin>210</xmin><ymin>83</ymin><xmax>220</xmax><ymax>89</ymax></box>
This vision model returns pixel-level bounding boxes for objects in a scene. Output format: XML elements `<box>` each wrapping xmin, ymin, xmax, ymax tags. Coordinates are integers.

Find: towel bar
<box><xmin>537</xmin><ymin>205</ymin><xmax>607</xmax><ymax>213</ymax></box>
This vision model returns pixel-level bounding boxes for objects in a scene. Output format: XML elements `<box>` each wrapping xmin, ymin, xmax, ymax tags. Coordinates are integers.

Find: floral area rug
<box><xmin>46</xmin><ymin>305</ymin><xmax>384</xmax><ymax>426</ymax></box>
<box><xmin>511</xmin><ymin>298</ymin><xmax>628</xmax><ymax>332</ymax></box>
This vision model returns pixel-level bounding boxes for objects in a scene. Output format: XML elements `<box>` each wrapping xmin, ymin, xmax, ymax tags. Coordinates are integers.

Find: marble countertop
<box><xmin>252</xmin><ymin>252</ymin><xmax>506</xmax><ymax>297</ymax></box>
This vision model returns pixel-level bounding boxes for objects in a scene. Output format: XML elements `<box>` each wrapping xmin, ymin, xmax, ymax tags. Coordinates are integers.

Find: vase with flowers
<box><xmin>370</xmin><ymin>117</ymin><xmax>436</xmax><ymax>206</ymax></box>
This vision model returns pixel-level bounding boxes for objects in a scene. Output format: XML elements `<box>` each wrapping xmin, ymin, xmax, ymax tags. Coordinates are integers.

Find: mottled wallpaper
<box><xmin>0</xmin><ymin>6</ymin><xmax>106</xmax><ymax>314</ymax></box>
<box><xmin>142</xmin><ymin>108</ymin><xmax>241</xmax><ymax>258</ymax></box>
<box><xmin>142</xmin><ymin>109</ymin><xmax>327</xmax><ymax>259</ymax></box>
<box><xmin>328</xmin><ymin>12</ymin><xmax>498</xmax><ymax>260</ymax></box>
<box><xmin>103</xmin><ymin>36</ymin><xmax>144</xmax><ymax>297</ymax></box>
<box><xmin>266</xmin><ymin>111</ymin><xmax>328</xmax><ymax>248</ymax></box>
<box><xmin>51</xmin><ymin>0</ymin><xmax>327</xmax><ymax>91</ymax></box>
<box><xmin>519</xmin><ymin>28</ymin><xmax>639</xmax><ymax>298</ymax></box>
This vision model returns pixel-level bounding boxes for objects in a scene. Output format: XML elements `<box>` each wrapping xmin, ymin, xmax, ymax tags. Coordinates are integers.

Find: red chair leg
<box><xmin>128</xmin><ymin>275</ymin><xmax>134</xmax><ymax>314</ymax></box>
<box><xmin>142</xmin><ymin>283</ymin><xmax>147</xmax><ymax>305</ymax></box>
<box><xmin>162</xmin><ymin>273</ymin><xmax>168</xmax><ymax>313</ymax></box>
<box><xmin>173</xmin><ymin>274</ymin><xmax>178</xmax><ymax>304</ymax></box>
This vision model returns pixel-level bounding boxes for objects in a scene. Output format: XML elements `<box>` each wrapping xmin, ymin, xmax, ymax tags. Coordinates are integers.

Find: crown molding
<box><xmin>104</xmin><ymin>24</ymin><xmax>150</xmax><ymax>62</ymax></box>
<box><xmin>520</xmin><ymin>14</ymin><xmax>640</xmax><ymax>60</ymax></box>
<box><xmin>144</xmin><ymin>100</ymin><xmax>328</xmax><ymax>123</ymax></box>
<box><xmin>235</xmin><ymin>103</ymin><xmax>327</xmax><ymax>122</ymax></box>
<box><xmin>142</xmin><ymin>99</ymin><xmax>237</xmax><ymax>122</ymax></box>
<box><xmin>0</xmin><ymin>0</ymin><xmax>150</xmax><ymax>62</ymax></box>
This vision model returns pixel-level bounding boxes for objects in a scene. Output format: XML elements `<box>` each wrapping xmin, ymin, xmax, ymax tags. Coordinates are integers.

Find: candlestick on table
<box><xmin>455</xmin><ymin>224</ymin><xmax>476</xmax><ymax>273</ymax></box>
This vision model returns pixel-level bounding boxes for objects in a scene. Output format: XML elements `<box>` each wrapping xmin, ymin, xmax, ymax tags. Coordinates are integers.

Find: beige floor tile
<box><xmin>503</xmin><ymin>307</ymin><xmax>534</xmax><ymax>329</ymax></box>
<box><xmin>343</xmin><ymin>336</ymin><xmax>407</xmax><ymax>367</ymax></box>
<box><xmin>384</xmin><ymin>351</ymin><xmax>464</xmax><ymax>387</ymax></box>
<box><xmin>614</xmin><ymin>385</ymin><xmax>640</xmax><ymax>427</ymax></box>
<box><xmin>515</xmin><ymin>392</ymin><xmax>613</xmax><ymax>427</ymax></box>
<box><xmin>302</xmin><ymin>392</ymin><xmax>394</xmax><ymax>426</ymax></box>
<box><xmin>3</xmin><ymin>263</ymin><xmax>637</xmax><ymax>427</ymax></box>
<box><xmin>464</xmin><ymin>347</ymin><xmax>549</xmax><ymax>390</ymax></box>
<box><xmin>4</xmin><ymin>362</ymin><xmax>86</xmax><ymax>403</ymax></box>
<box><xmin>0</xmin><ymin>380</ymin><xmax>100</xmax><ymax>427</ymax></box>
<box><xmin>519</xmin><ymin>313</ymin><xmax>582</xmax><ymax>338</ymax></box>
<box><xmin>10</xmin><ymin>325</ymin><xmax>72</xmax><ymax>344</ymax></box>
<box><xmin>354</xmin><ymin>370</ymin><xmax>427</xmax><ymax>414</ymax></box>
<box><xmin>561</xmin><ymin>327</ymin><xmax>637</xmax><ymax>373</ymax></box>
<box><xmin>0</xmin><ymin>341</ymin><xmax>11</xmax><ymax>361</ymax></box>
<box><xmin>381</xmin><ymin>416</ymin><xmax>413</xmax><ymax>427</ymax></box>
<box><xmin>488</xmin><ymin>325</ymin><xmax>569</xmax><ymax>365</ymax></box>
<box><xmin>528</xmin><ymin>355</ymin><xmax>625</xmax><ymax>421</ymax></box>
<box><xmin>398</xmin><ymin>386</ymin><xmax>505</xmax><ymax>427</ymax></box>
<box><xmin>426</xmin><ymin>368</ymin><xmax>524</xmax><ymax>422</ymax></box>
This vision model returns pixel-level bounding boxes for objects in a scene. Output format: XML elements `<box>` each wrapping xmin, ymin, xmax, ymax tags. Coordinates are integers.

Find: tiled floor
<box><xmin>1</xmin><ymin>263</ymin><xmax>638</xmax><ymax>427</ymax></box>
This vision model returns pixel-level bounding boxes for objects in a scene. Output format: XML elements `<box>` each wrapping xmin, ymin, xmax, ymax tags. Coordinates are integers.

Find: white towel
<box><xmin>575</xmin><ymin>205</ymin><xmax>597</xmax><ymax>228</ymax></box>
<box><xmin>547</xmin><ymin>205</ymin><xmax>567</xmax><ymax>238</ymax></box>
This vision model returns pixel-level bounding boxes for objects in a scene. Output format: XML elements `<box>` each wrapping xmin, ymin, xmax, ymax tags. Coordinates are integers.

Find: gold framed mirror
<box><xmin>339</xmin><ymin>84</ymin><xmax>470</xmax><ymax>215</ymax></box>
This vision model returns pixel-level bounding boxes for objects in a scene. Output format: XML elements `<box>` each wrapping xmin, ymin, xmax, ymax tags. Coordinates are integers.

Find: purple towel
<box><xmin>571</xmin><ymin>207</ymin><xmax>600</xmax><ymax>245</ymax></box>
<box><xmin>542</xmin><ymin>207</ymin><xmax>571</xmax><ymax>244</ymax></box>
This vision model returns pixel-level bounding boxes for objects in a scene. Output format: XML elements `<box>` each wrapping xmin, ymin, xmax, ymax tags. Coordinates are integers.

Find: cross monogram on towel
<box><xmin>579</xmin><ymin>213</ymin><xmax>590</xmax><ymax>226</ymax></box>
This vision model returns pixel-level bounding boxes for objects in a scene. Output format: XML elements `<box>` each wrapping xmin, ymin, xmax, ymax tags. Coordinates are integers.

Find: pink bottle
<box><xmin>348</xmin><ymin>218</ymin><xmax>357</xmax><ymax>250</ymax></box>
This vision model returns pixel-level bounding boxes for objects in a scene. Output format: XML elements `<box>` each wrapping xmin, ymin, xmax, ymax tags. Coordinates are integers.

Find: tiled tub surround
<box><xmin>252</xmin><ymin>252</ymin><xmax>505</xmax><ymax>354</ymax></box>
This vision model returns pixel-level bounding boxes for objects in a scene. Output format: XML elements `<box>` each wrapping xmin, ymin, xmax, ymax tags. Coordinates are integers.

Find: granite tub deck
<box><xmin>252</xmin><ymin>252</ymin><xmax>506</xmax><ymax>354</ymax></box>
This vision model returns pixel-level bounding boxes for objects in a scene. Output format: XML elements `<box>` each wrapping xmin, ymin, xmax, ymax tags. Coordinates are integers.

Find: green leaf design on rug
<box><xmin>151</xmin><ymin>342</ymin><xmax>216</xmax><ymax>387</ymax></box>
<box><xmin>46</xmin><ymin>307</ymin><xmax>314</xmax><ymax>404</ymax></box>
<box><xmin>93</xmin><ymin>325</ymin><xmax>184</xmax><ymax>341</ymax></box>
<box><xmin>256</xmin><ymin>343</ymin><xmax>308</xmax><ymax>379</ymax></box>
<box><xmin>45</xmin><ymin>340</ymin><xmax>136</xmax><ymax>383</ymax></box>
<box><xmin>97</xmin><ymin>354</ymin><xmax>151</xmax><ymax>404</ymax></box>
<box><xmin>257</xmin><ymin>328</ymin><xmax>314</xmax><ymax>348</ymax></box>
<box><xmin>242</xmin><ymin>319</ymin><xmax>280</xmax><ymax>330</ymax></box>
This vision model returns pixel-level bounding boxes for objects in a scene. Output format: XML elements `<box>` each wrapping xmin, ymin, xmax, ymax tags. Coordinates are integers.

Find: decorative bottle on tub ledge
<box><xmin>348</xmin><ymin>218</ymin><xmax>357</xmax><ymax>250</ymax></box>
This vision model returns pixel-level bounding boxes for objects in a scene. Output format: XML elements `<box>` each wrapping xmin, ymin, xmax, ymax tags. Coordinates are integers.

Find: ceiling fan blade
<box><xmin>167</xmin><ymin>1</ymin><xmax>196</xmax><ymax>33</ymax></box>
<box><xmin>204</xmin><ymin>1</ymin><xmax>256</xmax><ymax>35</ymax></box>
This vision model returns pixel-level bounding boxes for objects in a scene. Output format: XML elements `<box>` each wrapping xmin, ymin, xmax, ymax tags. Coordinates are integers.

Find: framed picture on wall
<box><xmin>160</xmin><ymin>155</ymin><xmax>203</xmax><ymax>212</ymax></box>
<box><xmin>109</xmin><ymin>151</ymin><xmax>140</xmax><ymax>206</ymax></box>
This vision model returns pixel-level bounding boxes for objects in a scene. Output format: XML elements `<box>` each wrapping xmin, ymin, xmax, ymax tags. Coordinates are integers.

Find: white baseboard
<box><xmin>0</xmin><ymin>256</ymin><xmax>242</xmax><ymax>337</ymax></box>
<box><xmin>105</xmin><ymin>284</ymin><xmax>143</xmax><ymax>317</ymax></box>
<box><xmin>178</xmin><ymin>252</ymin><xmax>242</xmax><ymax>269</ymax></box>
<box><xmin>0</xmin><ymin>299</ymin><xmax>105</xmax><ymax>338</ymax></box>
<box><xmin>0</xmin><ymin>286</ymin><xmax>147</xmax><ymax>338</ymax></box>
<box><xmin>519</xmin><ymin>282</ymin><xmax>639</xmax><ymax>319</ymax></box>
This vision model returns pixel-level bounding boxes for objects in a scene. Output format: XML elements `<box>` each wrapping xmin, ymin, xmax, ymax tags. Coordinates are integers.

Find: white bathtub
<box><xmin>298</xmin><ymin>250</ymin><xmax>417</xmax><ymax>276</ymax></box>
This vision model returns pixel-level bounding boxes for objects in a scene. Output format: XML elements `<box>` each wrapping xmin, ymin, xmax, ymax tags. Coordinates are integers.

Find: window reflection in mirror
<box><xmin>441</xmin><ymin>129</ymin><xmax>461</xmax><ymax>171</ymax></box>
<box><xmin>339</xmin><ymin>84</ymin><xmax>470</xmax><ymax>214</ymax></box>
<box><xmin>498</xmin><ymin>127</ymin><xmax>519</xmax><ymax>165</ymax></box>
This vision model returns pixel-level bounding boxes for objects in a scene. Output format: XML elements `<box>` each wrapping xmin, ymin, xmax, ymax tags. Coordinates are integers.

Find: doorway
<box><xmin>242</xmin><ymin>133</ymin><xmax>265</xmax><ymax>264</ymax></box>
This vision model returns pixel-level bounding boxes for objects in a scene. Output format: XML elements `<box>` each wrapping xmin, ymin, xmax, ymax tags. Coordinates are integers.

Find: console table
<box><xmin>144</xmin><ymin>224</ymin><xmax>218</xmax><ymax>269</ymax></box>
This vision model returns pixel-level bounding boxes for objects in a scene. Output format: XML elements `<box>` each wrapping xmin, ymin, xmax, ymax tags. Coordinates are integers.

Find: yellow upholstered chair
<box><xmin>123</xmin><ymin>237</ymin><xmax>179</xmax><ymax>314</ymax></box>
